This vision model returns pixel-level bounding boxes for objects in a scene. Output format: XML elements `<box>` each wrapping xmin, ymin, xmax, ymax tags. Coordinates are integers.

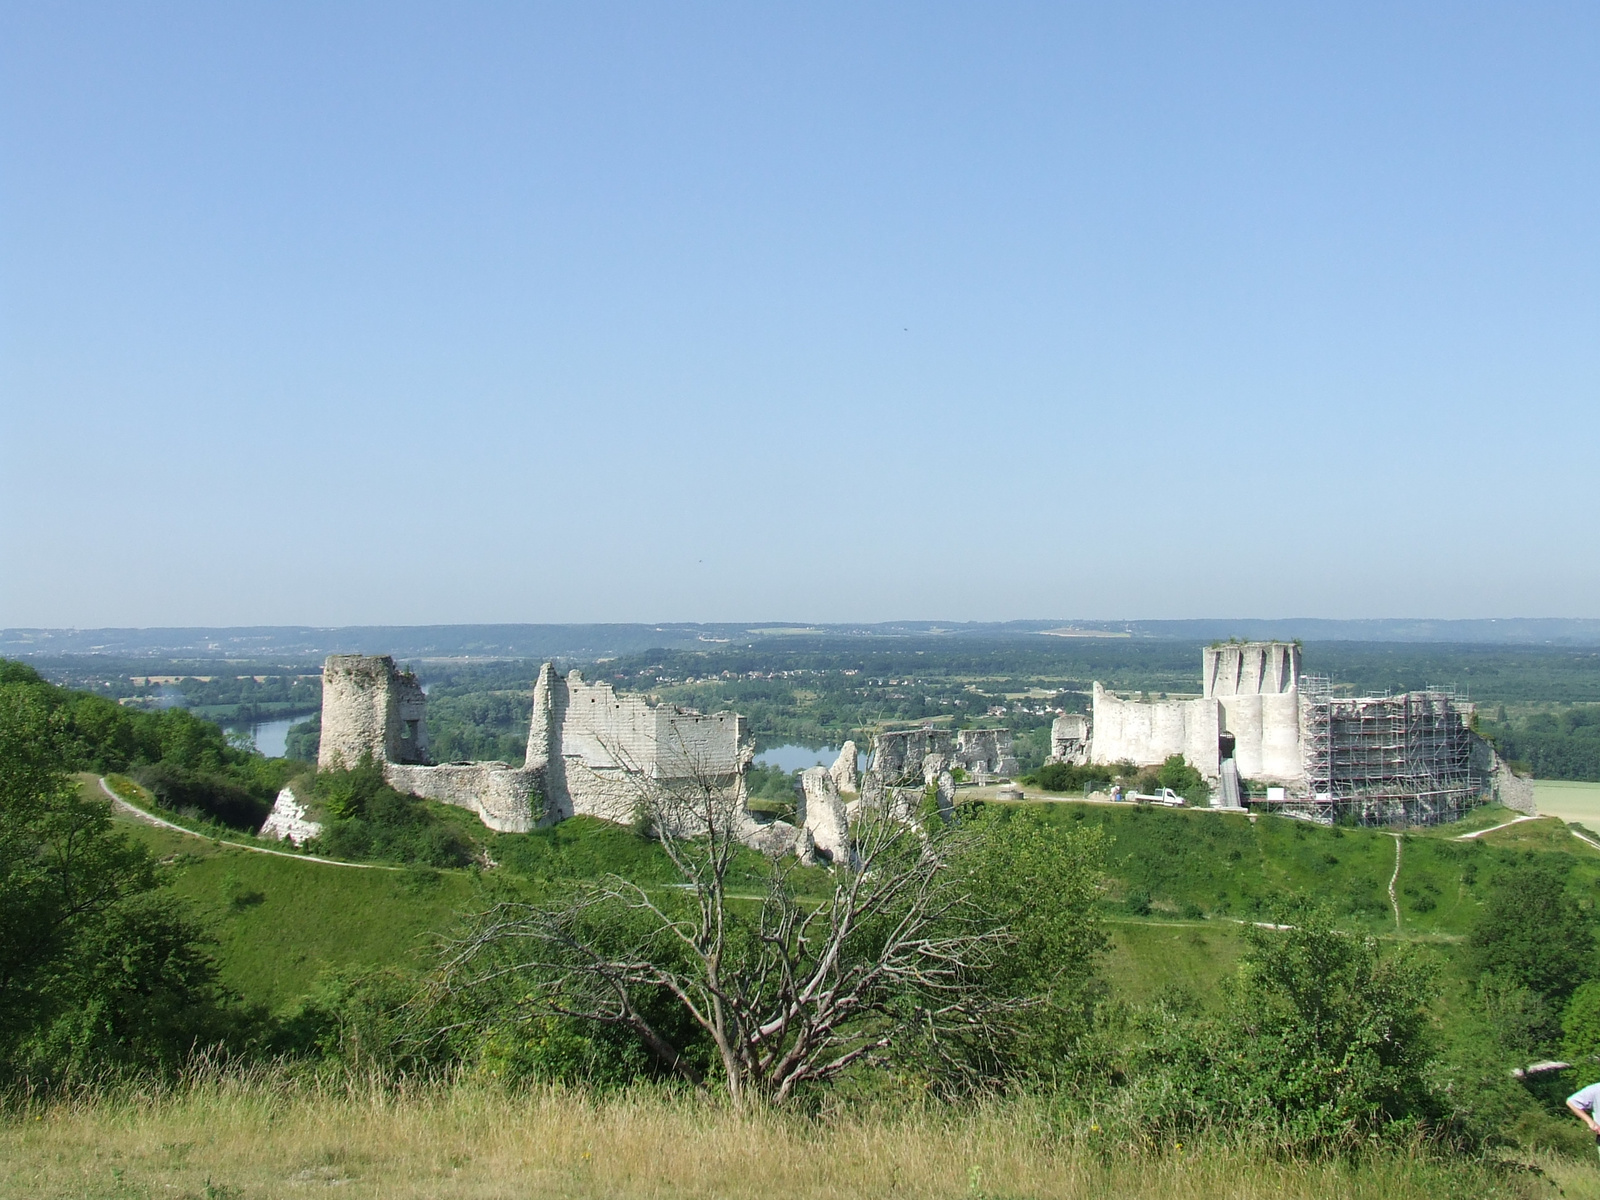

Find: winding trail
<box><xmin>99</xmin><ymin>777</ymin><xmax>405</xmax><ymax>871</ymax></box>
<box><xmin>1387</xmin><ymin>833</ymin><xmax>1403</xmax><ymax>931</ymax></box>
<box><xmin>1570</xmin><ymin>826</ymin><xmax>1600</xmax><ymax>852</ymax></box>
<box><xmin>1455</xmin><ymin>814</ymin><xmax>1539</xmax><ymax>840</ymax></box>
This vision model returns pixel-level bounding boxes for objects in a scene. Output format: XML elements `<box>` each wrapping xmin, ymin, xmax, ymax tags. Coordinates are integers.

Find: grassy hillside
<box><xmin>102</xmin><ymin>779</ymin><xmax>828</xmax><ymax>1010</ymax></box>
<box><xmin>111</xmin><ymin>810</ymin><xmax>485</xmax><ymax>1010</ymax></box>
<box><xmin>1009</xmin><ymin>798</ymin><xmax>1600</xmax><ymax>935</ymax></box>
<box><xmin>100</xmin><ymin>763</ymin><xmax>1600</xmax><ymax>1018</ymax></box>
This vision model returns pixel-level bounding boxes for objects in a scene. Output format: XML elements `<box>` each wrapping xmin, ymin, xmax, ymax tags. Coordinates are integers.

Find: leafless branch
<box><xmin>440</xmin><ymin>738</ymin><xmax>1018</xmax><ymax>1106</ymax></box>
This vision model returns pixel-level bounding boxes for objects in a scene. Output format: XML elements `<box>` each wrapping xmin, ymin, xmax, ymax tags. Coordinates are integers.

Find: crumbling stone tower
<box><xmin>317</xmin><ymin>654</ymin><xmax>429</xmax><ymax>769</ymax></box>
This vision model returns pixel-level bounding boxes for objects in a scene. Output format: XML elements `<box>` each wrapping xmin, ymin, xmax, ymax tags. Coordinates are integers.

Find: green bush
<box><xmin>311</xmin><ymin>758</ymin><xmax>475</xmax><ymax>868</ymax></box>
<box><xmin>131</xmin><ymin>761</ymin><xmax>271</xmax><ymax>831</ymax></box>
<box><xmin>284</xmin><ymin>712</ymin><xmax>320</xmax><ymax>762</ymax></box>
<box><xmin>0</xmin><ymin>681</ymin><xmax>235</xmax><ymax>1084</ymax></box>
<box><xmin>746</xmin><ymin>761</ymin><xmax>799</xmax><ymax>802</ymax></box>
<box><xmin>1157</xmin><ymin>755</ymin><xmax>1210</xmax><ymax>805</ymax></box>
<box><xmin>1127</xmin><ymin>903</ymin><xmax>1437</xmax><ymax>1151</ymax></box>
<box><xmin>1469</xmin><ymin>862</ymin><xmax>1594</xmax><ymax>1003</ymax></box>
<box><xmin>1562</xmin><ymin>979</ymin><xmax>1600</xmax><ymax>1067</ymax></box>
<box><xmin>1028</xmin><ymin>761</ymin><xmax>1113</xmax><ymax>793</ymax></box>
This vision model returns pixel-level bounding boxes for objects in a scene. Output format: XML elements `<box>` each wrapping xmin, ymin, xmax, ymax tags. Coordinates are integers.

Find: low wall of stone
<box><xmin>385</xmin><ymin>762</ymin><xmax>543</xmax><ymax>833</ymax></box>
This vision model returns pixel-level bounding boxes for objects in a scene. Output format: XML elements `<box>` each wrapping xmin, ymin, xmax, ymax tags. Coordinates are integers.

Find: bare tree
<box><xmin>440</xmin><ymin>758</ymin><xmax>1018</xmax><ymax>1105</ymax></box>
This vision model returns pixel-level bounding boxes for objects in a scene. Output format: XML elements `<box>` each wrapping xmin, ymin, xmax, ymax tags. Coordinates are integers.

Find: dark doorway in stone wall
<box><xmin>1218</xmin><ymin>732</ymin><xmax>1237</xmax><ymax>761</ymax></box>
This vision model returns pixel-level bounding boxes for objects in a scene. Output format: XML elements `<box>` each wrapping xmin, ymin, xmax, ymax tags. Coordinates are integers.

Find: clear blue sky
<box><xmin>3</xmin><ymin>3</ymin><xmax>1597</xmax><ymax>626</ymax></box>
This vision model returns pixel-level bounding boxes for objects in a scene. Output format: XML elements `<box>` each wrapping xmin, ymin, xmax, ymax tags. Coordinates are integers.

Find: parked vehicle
<box><xmin>1131</xmin><ymin>788</ymin><xmax>1186</xmax><ymax>807</ymax></box>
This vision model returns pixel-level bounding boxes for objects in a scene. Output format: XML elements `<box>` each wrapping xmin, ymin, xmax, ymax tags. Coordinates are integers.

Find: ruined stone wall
<box><xmin>318</xmin><ymin>655</ymin><xmax>429</xmax><ymax>769</ymax></box>
<box><xmin>1089</xmin><ymin>643</ymin><xmax>1305</xmax><ymax>785</ymax></box>
<box><xmin>1089</xmin><ymin>684</ymin><xmax>1221</xmax><ymax>777</ymax></box>
<box><xmin>870</xmin><ymin>728</ymin><xmax>951</xmax><ymax>784</ymax></box>
<box><xmin>385</xmin><ymin>762</ymin><xmax>543</xmax><ymax>833</ymax></box>
<box><xmin>1490</xmin><ymin>749</ymin><xmax>1537</xmax><ymax>816</ymax></box>
<box><xmin>314</xmin><ymin>656</ymin><xmax>753</xmax><ymax>840</ymax></box>
<box><xmin>515</xmin><ymin>666</ymin><xmax>749</xmax><ymax>823</ymax></box>
<box><xmin>1048</xmin><ymin>714</ymin><xmax>1090</xmax><ymax>765</ymax></box>
<box><xmin>954</xmin><ymin>729</ymin><xmax>1018</xmax><ymax>777</ymax></box>
<box><xmin>830</xmin><ymin>742</ymin><xmax>859</xmax><ymax>795</ymax></box>
<box><xmin>552</xmin><ymin>670</ymin><xmax>748</xmax><ymax>818</ymax></box>
<box><xmin>870</xmin><ymin>727</ymin><xmax>1015</xmax><ymax>784</ymax></box>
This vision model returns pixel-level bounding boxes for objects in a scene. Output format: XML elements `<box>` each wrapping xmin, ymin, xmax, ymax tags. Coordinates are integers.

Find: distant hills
<box><xmin>6</xmin><ymin>617</ymin><xmax>1600</xmax><ymax>661</ymax></box>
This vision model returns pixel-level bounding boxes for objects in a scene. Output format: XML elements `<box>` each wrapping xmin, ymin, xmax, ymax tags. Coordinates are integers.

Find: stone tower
<box><xmin>317</xmin><ymin>654</ymin><xmax>429</xmax><ymax>769</ymax></box>
<box><xmin>1202</xmin><ymin>641</ymin><xmax>1300</xmax><ymax>699</ymax></box>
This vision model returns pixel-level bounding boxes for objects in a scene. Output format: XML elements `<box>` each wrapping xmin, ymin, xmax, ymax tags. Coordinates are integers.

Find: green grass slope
<box><xmin>111</xmin><ymin>813</ymin><xmax>484</xmax><ymax>1010</ymax></box>
<box><xmin>99</xmin><ymin>763</ymin><xmax>1600</xmax><ymax>1018</ymax></box>
<box><xmin>1007</xmin><ymin>800</ymin><xmax>1600</xmax><ymax>935</ymax></box>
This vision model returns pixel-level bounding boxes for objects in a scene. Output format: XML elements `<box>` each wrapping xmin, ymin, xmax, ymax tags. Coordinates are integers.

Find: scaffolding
<box><xmin>1297</xmin><ymin>676</ymin><xmax>1481</xmax><ymax>826</ymax></box>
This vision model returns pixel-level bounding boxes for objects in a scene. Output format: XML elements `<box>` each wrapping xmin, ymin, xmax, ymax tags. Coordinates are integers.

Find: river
<box><xmin>755</xmin><ymin>744</ymin><xmax>869</xmax><ymax>774</ymax></box>
<box><xmin>238</xmin><ymin>716</ymin><xmax>303</xmax><ymax>759</ymax></box>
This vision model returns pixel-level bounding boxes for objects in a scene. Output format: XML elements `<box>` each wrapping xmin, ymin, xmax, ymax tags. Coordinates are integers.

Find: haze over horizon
<box><xmin>4</xmin><ymin>4</ymin><xmax>1598</xmax><ymax>627</ymax></box>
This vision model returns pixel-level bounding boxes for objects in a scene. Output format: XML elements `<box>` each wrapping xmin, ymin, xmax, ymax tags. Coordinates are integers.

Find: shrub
<box><xmin>311</xmin><ymin>758</ymin><xmax>474</xmax><ymax>868</ymax></box>
<box><xmin>131</xmin><ymin>761</ymin><xmax>271</xmax><ymax>831</ymax></box>
<box><xmin>1128</xmin><ymin>903</ymin><xmax>1437</xmax><ymax>1151</ymax></box>
<box><xmin>1029</xmin><ymin>761</ymin><xmax>1113</xmax><ymax>793</ymax></box>
<box><xmin>1562</xmin><ymin>979</ymin><xmax>1600</xmax><ymax>1067</ymax></box>
<box><xmin>1468</xmin><ymin>862</ymin><xmax>1594</xmax><ymax>1003</ymax></box>
<box><xmin>0</xmin><ymin>683</ymin><xmax>234</xmax><ymax>1084</ymax></box>
<box><xmin>1157</xmin><ymin>755</ymin><xmax>1210</xmax><ymax>805</ymax></box>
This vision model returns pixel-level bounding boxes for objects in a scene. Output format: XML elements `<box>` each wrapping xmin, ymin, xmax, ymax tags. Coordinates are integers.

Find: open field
<box><xmin>1535</xmin><ymin>780</ymin><xmax>1600</xmax><ymax>825</ymax></box>
<box><xmin>0</xmin><ymin>1079</ymin><xmax>1572</xmax><ymax>1200</ymax></box>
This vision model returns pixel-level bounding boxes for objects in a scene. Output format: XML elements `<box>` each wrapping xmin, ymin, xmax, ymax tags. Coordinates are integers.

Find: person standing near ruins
<box><xmin>1566</xmin><ymin>1080</ymin><xmax>1600</xmax><ymax>1156</ymax></box>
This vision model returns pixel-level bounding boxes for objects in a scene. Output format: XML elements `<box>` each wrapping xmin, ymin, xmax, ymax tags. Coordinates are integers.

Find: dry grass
<box><xmin>0</xmin><ymin>1075</ymin><xmax>1584</xmax><ymax>1200</ymax></box>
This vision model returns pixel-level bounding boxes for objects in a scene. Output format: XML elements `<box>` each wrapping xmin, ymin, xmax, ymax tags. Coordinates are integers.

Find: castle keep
<box><xmin>317</xmin><ymin>655</ymin><xmax>750</xmax><ymax>832</ymax></box>
<box><xmin>1089</xmin><ymin>642</ymin><xmax>1304</xmax><ymax>786</ymax></box>
<box><xmin>1081</xmin><ymin>640</ymin><xmax>1529</xmax><ymax>823</ymax></box>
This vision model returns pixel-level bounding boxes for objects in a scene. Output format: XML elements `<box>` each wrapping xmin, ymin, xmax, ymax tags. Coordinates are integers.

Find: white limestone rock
<box><xmin>744</xmin><ymin>818</ymin><xmax>803</xmax><ymax>858</ymax></box>
<box><xmin>259</xmin><ymin>785</ymin><xmax>322</xmax><ymax>845</ymax></box>
<box><xmin>830</xmin><ymin>741</ymin><xmax>859</xmax><ymax>796</ymax></box>
<box><xmin>936</xmin><ymin>770</ymin><xmax>955</xmax><ymax>820</ymax></box>
<box><xmin>799</xmin><ymin>767</ymin><xmax>852</xmax><ymax>864</ymax></box>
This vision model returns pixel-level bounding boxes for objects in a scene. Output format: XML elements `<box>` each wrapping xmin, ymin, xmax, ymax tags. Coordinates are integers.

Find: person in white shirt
<box><xmin>1567</xmin><ymin>1081</ymin><xmax>1600</xmax><ymax>1147</ymax></box>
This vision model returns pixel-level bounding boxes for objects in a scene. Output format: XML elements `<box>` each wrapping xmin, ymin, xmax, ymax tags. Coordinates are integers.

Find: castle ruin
<box><xmin>317</xmin><ymin>655</ymin><xmax>751</xmax><ymax>833</ymax></box>
<box><xmin>1082</xmin><ymin>640</ymin><xmax>1531</xmax><ymax>824</ymax></box>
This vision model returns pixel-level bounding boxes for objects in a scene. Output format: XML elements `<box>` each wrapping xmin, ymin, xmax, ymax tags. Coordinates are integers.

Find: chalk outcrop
<box><xmin>800</xmin><ymin>766</ymin><xmax>852</xmax><ymax>864</ymax></box>
<box><xmin>830</xmin><ymin>742</ymin><xmax>859</xmax><ymax>796</ymax></box>
<box><xmin>259</xmin><ymin>785</ymin><xmax>322</xmax><ymax>845</ymax></box>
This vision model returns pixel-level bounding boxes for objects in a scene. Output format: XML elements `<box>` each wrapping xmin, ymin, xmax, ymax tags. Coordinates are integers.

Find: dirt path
<box><xmin>1455</xmin><ymin>814</ymin><xmax>1539</xmax><ymax>840</ymax></box>
<box><xmin>99</xmin><ymin>777</ymin><xmax>404</xmax><ymax>871</ymax></box>
<box><xmin>1388</xmin><ymin>834</ymin><xmax>1403</xmax><ymax>931</ymax></box>
<box><xmin>1570</xmin><ymin>826</ymin><xmax>1600</xmax><ymax>852</ymax></box>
